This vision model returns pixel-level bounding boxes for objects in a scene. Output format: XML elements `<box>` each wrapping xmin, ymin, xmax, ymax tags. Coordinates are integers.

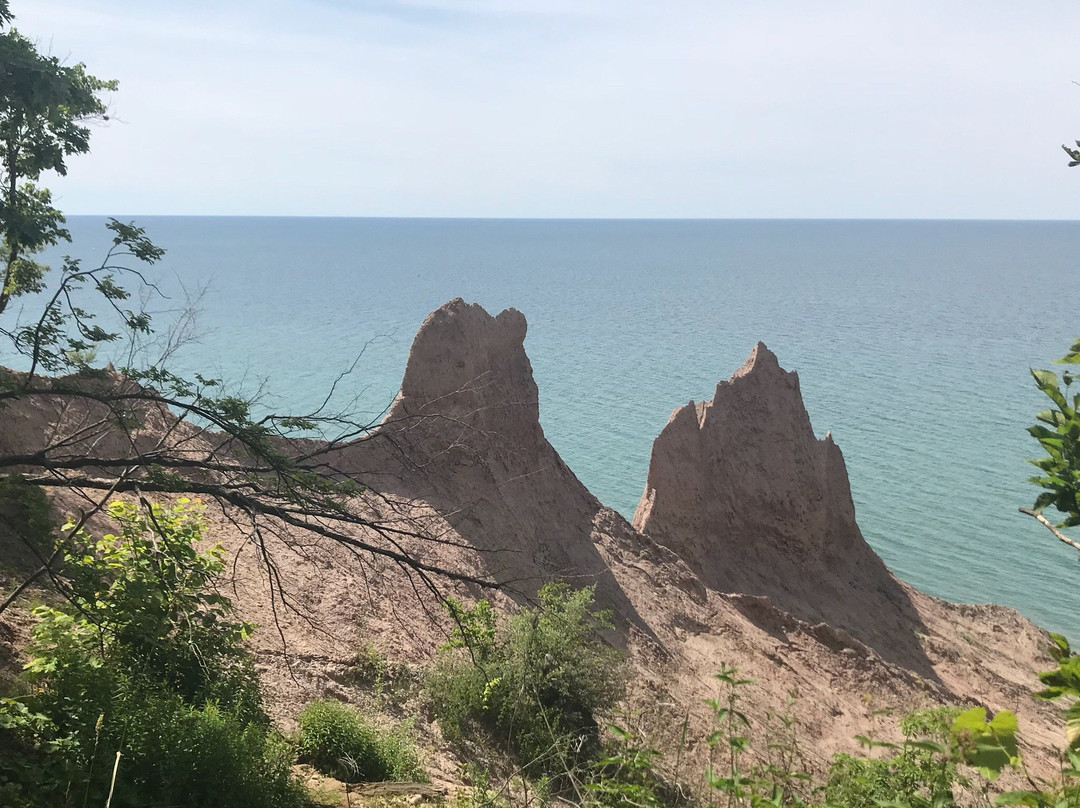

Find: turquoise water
<box><xmin>18</xmin><ymin>217</ymin><xmax>1080</xmax><ymax>637</ymax></box>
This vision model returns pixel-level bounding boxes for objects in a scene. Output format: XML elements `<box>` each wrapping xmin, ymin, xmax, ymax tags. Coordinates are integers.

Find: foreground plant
<box><xmin>985</xmin><ymin>633</ymin><xmax>1080</xmax><ymax>808</ymax></box>
<box><xmin>585</xmin><ymin>722</ymin><xmax>667</xmax><ymax>808</ymax></box>
<box><xmin>1021</xmin><ymin>339</ymin><xmax>1080</xmax><ymax>556</ymax></box>
<box><xmin>0</xmin><ymin>498</ymin><xmax>304</xmax><ymax>808</ymax></box>
<box><xmin>706</xmin><ymin>665</ymin><xmax>813</xmax><ymax>808</ymax></box>
<box><xmin>428</xmin><ymin>583</ymin><xmax>626</xmax><ymax>783</ymax></box>
<box><xmin>296</xmin><ymin>699</ymin><xmax>425</xmax><ymax>784</ymax></box>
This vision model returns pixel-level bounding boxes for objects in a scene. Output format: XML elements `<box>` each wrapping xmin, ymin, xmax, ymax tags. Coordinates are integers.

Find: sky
<box><xmin>13</xmin><ymin>1</ymin><xmax>1080</xmax><ymax>218</ymax></box>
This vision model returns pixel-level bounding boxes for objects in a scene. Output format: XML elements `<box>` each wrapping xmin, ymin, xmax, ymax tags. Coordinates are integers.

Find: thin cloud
<box><xmin>11</xmin><ymin>0</ymin><xmax>1080</xmax><ymax>218</ymax></box>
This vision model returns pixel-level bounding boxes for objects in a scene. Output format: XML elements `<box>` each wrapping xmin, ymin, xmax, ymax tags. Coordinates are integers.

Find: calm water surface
<box><xmin>21</xmin><ymin>217</ymin><xmax>1080</xmax><ymax>637</ymax></box>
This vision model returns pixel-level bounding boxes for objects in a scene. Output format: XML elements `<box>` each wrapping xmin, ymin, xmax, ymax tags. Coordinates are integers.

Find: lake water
<box><xmin>17</xmin><ymin>216</ymin><xmax>1080</xmax><ymax>637</ymax></box>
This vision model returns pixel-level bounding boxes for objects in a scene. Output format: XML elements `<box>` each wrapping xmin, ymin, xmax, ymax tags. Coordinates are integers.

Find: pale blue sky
<box><xmin>14</xmin><ymin>1</ymin><xmax>1080</xmax><ymax>218</ymax></box>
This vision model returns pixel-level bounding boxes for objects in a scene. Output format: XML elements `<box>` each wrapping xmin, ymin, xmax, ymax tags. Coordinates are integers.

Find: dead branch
<box><xmin>1019</xmin><ymin>507</ymin><xmax>1080</xmax><ymax>554</ymax></box>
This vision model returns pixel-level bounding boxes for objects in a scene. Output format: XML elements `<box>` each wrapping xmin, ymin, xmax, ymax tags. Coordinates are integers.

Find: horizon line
<box><xmin>61</xmin><ymin>214</ymin><xmax>1080</xmax><ymax>223</ymax></box>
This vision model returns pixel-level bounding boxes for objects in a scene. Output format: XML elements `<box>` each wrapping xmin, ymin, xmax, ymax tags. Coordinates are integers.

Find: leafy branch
<box><xmin>1021</xmin><ymin>339</ymin><xmax>1080</xmax><ymax>555</ymax></box>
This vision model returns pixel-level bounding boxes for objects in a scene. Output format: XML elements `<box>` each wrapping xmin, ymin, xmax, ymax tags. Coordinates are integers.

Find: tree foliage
<box><xmin>27</xmin><ymin>499</ymin><xmax>261</xmax><ymax>720</ymax></box>
<box><xmin>1028</xmin><ymin>340</ymin><xmax>1080</xmax><ymax>528</ymax></box>
<box><xmin>0</xmin><ymin>9</ymin><xmax>116</xmax><ymax>316</ymax></box>
<box><xmin>1065</xmin><ymin>141</ymin><xmax>1080</xmax><ymax>168</ymax></box>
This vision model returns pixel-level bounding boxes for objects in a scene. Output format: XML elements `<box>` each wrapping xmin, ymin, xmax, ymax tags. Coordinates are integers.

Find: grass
<box><xmin>297</xmin><ymin>700</ymin><xmax>426</xmax><ymax>784</ymax></box>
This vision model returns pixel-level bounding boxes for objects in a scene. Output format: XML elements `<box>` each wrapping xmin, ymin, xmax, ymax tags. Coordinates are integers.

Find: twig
<box><xmin>0</xmin><ymin>545</ymin><xmax>62</xmax><ymax>615</ymax></box>
<box><xmin>1019</xmin><ymin>508</ymin><xmax>1080</xmax><ymax>553</ymax></box>
<box><xmin>104</xmin><ymin>751</ymin><xmax>121</xmax><ymax>808</ymax></box>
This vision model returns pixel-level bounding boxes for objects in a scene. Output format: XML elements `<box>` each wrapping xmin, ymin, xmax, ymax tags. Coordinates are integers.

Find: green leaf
<box><xmin>994</xmin><ymin>791</ymin><xmax>1048</xmax><ymax>807</ymax></box>
<box><xmin>989</xmin><ymin>710</ymin><xmax>1018</xmax><ymax>736</ymax></box>
<box><xmin>1032</xmin><ymin>369</ymin><xmax>1068</xmax><ymax>409</ymax></box>
<box><xmin>1056</xmin><ymin>339</ymin><xmax>1080</xmax><ymax>364</ymax></box>
<box><xmin>951</xmin><ymin>706</ymin><xmax>988</xmax><ymax>733</ymax></box>
<box><xmin>968</xmin><ymin>742</ymin><xmax>1013</xmax><ymax>780</ymax></box>
<box><xmin>950</xmin><ymin>707</ymin><xmax>1019</xmax><ymax>779</ymax></box>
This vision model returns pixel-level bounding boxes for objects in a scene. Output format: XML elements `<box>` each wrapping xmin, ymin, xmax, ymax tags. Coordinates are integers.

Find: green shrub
<box><xmin>0</xmin><ymin>474</ymin><xmax>55</xmax><ymax>565</ymax></box>
<box><xmin>111</xmin><ymin>696</ymin><xmax>303</xmax><ymax>808</ymax></box>
<box><xmin>823</xmin><ymin>706</ymin><xmax>969</xmax><ymax>808</ymax></box>
<box><xmin>427</xmin><ymin>582</ymin><xmax>626</xmax><ymax>780</ymax></box>
<box><xmin>0</xmin><ymin>498</ymin><xmax>305</xmax><ymax>808</ymax></box>
<box><xmin>297</xmin><ymin>699</ymin><xmax>424</xmax><ymax>783</ymax></box>
<box><xmin>899</xmin><ymin>706</ymin><xmax>963</xmax><ymax>741</ymax></box>
<box><xmin>824</xmin><ymin>752</ymin><xmax>948</xmax><ymax>808</ymax></box>
<box><xmin>704</xmin><ymin>665</ymin><xmax>814</xmax><ymax>807</ymax></box>
<box><xmin>0</xmin><ymin>698</ymin><xmax>80</xmax><ymax>807</ymax></box>
<box><xmin>585</xmin><ymin>724</ymin><xmax>666</xmax><ymax>808</ymax></box>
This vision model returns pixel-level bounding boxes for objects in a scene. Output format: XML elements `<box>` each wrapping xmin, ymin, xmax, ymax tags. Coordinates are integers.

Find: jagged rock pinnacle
<box><xmin>633</xmin><ymin>342</ymin><xmax>926</xmax><ymax>665</ymax></box>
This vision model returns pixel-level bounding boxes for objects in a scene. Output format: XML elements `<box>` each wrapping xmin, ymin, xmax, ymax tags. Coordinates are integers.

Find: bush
<box><xmin>0</xmin><ymin>474</ymin><xmax>54</xmax><ymax>569</ymax></box>
<box><xmin>824</xmin><ymin>751</ymin><xmax>950</xmax><ymax>808</ymax></box>
<box><xmin>297</xmin><ymin>699</ymin><xmax>424</xmax><ymax>783</ymax></box>
<box><xmin>0</xmin><ymin>498</ymin><xmax>305</xmax><ymax>808</ymax></box>
<box><xmin>823</xmin><ymin>707</ymin><xmax>968</xmax><ymax>808</ymax></box>
<box><xmin>427</xmin><ymin>583</ymin><xmax>626</xmax><ymax>779</ymax></box>
<box><xmin>585</xmin><ymin>724</ymin><xmax>666</xmax><ymax>808</ymax></box>
<box><xmin>899</xmin><ymin>706</ymin><xmax>963</xmax><ymax>740</ymax></box>
<box><xmin>0</xmin><ymin>698</ymin><xmax>80</xmax><ymax>807</ymax></box>
<box><xmin>111</xmin><ymin>696</ymin><xmax>303</xmax><ymax>808</ymax></box>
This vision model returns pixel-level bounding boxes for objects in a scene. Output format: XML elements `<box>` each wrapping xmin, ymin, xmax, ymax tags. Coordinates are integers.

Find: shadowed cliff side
<box><xmin>334</xmin><ymin>299</ymin><xmax>699</xmax><ymax>634</ymax></box>
<box><xmin>633</xmin><ymin>342</ymin><xmax>936</xmax><ymax>675</ymax></box>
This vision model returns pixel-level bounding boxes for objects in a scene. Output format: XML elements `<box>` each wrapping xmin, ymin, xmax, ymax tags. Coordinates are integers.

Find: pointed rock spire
<box><xmin>633</xmin><ymin>343</ymin><xmax>927</xmax><ymax>667</ymax></box>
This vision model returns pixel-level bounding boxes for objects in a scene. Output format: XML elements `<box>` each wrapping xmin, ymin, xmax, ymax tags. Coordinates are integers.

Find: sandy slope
<box><xmin>0</xmin><ymin>298</ymin><xmax>1064</xmax><ymax>787</ymax></box>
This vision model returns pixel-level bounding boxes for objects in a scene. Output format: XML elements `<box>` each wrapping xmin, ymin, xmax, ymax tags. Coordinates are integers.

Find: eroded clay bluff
<box><xmin>332</xmin><ymin>298</ymin><xmax>699</xmax><ymax>625</ymax></box>
<box><xmin>632</xmin><ymin>342</ymin><xmax>926</xmax><ymax>670</ymax></box>
<box><xmin>335</xmin><ymin>299</ymin><xmax>1060</xmax><ymax>772</ymax></box>
<box><xmin>0</xmin><ymin>298</ymin><xmax>1063</xmax><ymax>776</ymax></box>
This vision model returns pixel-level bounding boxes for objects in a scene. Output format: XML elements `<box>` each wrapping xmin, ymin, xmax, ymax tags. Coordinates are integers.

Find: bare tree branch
<box><xmin>1019</xmin><ymin>507</ymin><xmax>1080</xmax><ymax>554</ymax></box>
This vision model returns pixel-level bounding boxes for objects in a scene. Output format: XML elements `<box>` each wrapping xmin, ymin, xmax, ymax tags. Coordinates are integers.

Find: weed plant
<box><xmin>0</xmin><ymin>498</ymin><xmax>304</xmax><ymax>808</ymax></box>
<box><xmin>297</xmin><ymin>699</ymin><xmax>425</xmax><ymax>783</ymax></box>
<box><xmin>427</xmin><ymin>583</ymin><xmax>626</xmax><ymax>782</ymax></box>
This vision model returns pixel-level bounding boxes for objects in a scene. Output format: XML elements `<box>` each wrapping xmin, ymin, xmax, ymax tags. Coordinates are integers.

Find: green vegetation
<box><xmin>428</xmin><ymin>583</ymin><xmax>626</xmax><ymax>780</ymax></box>
<box><xmin>0</xmin><ymin>5</ymin><xmax>116</xmax><ymax>319</ymax></box>
<box><xmin>347</xmin><ymin>642</ymin><xmax>417</xmax><ymax>706</ymax></box>
<box><xmin>702</xmin><ymin>665</ymin><xmax>814</xmax><ymax>806</ymax></box>
<box><xmin>581</xmin><ymin>671</ymin><xmax>1028</xmax><ymax>808</ymax></box>
<box><xmin>422</xmin><ymin>591</ymin><xmax>1048</xmax><ymax>808</ymax></box>
<box><xmin>1026</xmin><ymin>339</ymin><xmax>1080</xmax><ymax>532</ymax></box>
<box><xmin>823</xmin><ymin>747</ymin><xmax>957</xmax><ymax>808</ymax></box>
<box><xmin>585</xmin><ymin>724</ymin><xmax>667</xmax><ymax>808</ymax></box>
<box><xmin>1000</xmin><ymin>341</ymin><xmax>1080</xmax><ymax>804</ymax></box>
<box><xmin>0</xmin><ymin>495</ymin><xmax>435</xmax><ymax>807</ymax></box>
<box><xmin>0</xmin><ymin>498</ymin><xmax>305</xmax><ymax>808</ymax></box>
<box><xmin>823</xmin><ymin>707</ymin><xmax>966</xmax><ymax>808</ymax></box>
<box><xmin>296</xmin><ymin>699</ymin><xmax>424</xmax><ymax>783</ymax></box>
<box><xmin>565</xmin><ymin>666</ymin><xmax>1029</xmax><ymax>808</ymax></box>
